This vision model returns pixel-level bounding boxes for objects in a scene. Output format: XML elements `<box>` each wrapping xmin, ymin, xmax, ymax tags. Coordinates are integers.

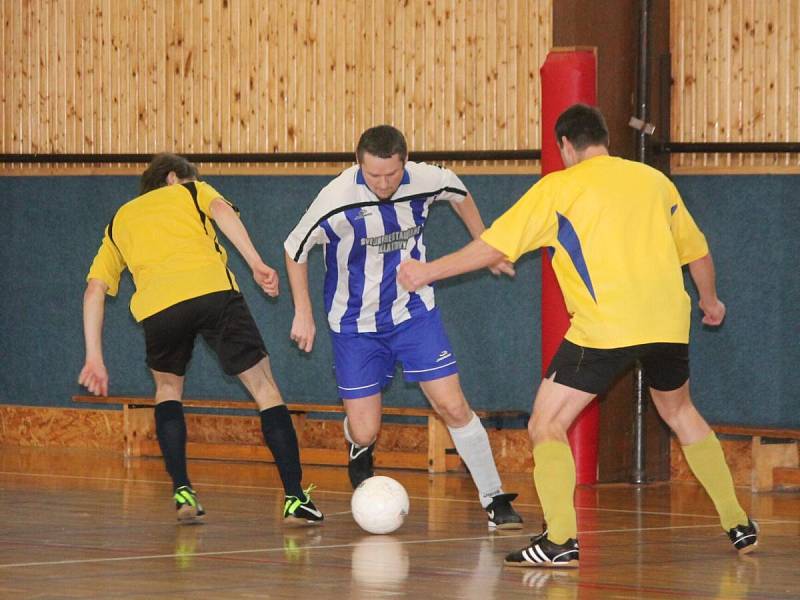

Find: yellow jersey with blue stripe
<box><xmin>87</xmin><ymin>181</ymin><xmax>239</xmax><ymax>322</ymax></box>
<box><xmin>481</xmin><ymin>155</ymin><xmax>708</xmax><ymax>348</ymax></box>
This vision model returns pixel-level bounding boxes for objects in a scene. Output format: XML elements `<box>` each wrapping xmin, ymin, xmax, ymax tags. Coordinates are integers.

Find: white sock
<box><xmin>448</xmin><ymin>412</ymin><xmax>504</xmax><ymax>508</ymax></box>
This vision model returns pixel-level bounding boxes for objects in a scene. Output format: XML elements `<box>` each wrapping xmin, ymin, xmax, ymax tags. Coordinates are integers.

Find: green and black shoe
<box><xmin>174</xmin><ymin>485</ymin><xmax>205</xmax><ymax>523</ymax></box>
<box><xmin>283</xmin><ymin>484</ymin><xmax>324</xmax><ymax>527</ymax></box>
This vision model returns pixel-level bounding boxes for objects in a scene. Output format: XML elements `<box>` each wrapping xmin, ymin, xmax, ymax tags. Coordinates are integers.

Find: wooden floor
<box><xmin>0</xmin><ymin>447</ymin><xmax>798</xmax><ymax>599</ymax></box>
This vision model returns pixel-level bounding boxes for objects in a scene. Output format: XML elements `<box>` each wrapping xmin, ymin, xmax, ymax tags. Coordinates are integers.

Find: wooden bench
<box><xmin>712</xmin><ymin>424</ymin><xmax>800</xmax><ymax>492</ymax></box>
<box><xmin>72</xmin><ymin>395</ymin><xmax>527</xmax><ymax>474</ymax></box>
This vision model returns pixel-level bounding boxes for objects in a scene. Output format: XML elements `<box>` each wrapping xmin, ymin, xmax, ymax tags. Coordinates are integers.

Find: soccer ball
<box><xmin>351</xmin><ymin>476</ymin><xmax>409</xmax><ymax>534</ymax></box>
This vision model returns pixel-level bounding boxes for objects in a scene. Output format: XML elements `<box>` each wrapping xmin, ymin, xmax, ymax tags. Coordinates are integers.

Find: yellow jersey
<box><xmin>87</xmin><ymin>181</ymin><xmax>239</xmax><ymax>321</ymax></box>
<box><xmin>481</xmin><ymin>155</ymin><xmax>708</xmax><ymax>348</ymax></box>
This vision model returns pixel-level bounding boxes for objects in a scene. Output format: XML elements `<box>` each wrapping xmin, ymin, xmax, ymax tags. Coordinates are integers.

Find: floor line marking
<box><xmin>2</xmin><ymin>520</ymin><xmax>792</xmax><ymax>570</ymax></box>
<box><xmin>1</xmin><ymin>470</ymin><xmax>794</xmax><ymax>524</ymax></box>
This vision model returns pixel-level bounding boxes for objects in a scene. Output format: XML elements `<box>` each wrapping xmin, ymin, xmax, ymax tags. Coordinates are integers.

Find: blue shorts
<box><xmin>330</xmin><ymin>308</ymin><xmax>459</xmax><ymax>399</ymax></box>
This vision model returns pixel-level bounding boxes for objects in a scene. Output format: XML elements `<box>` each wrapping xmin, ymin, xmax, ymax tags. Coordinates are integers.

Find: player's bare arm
<box><xmin>78</xmin><ymin>278</ymin><xmax>110</xmax><ymax>396</ymax></box>
<box><xmin>688</xmin><ymin>252</ymin><xmax>726</xmax><ymax>326</ymax></box>
<box><xmin>210</xmin><ymin>198</ymin><xmax>279</xmax><ymax>297</ymax></box>
<box><xmin>285</xmin><ymin>251</ymin><xmax>316</xmax><ymax>353</ymax></box>
<box><xmin>449</xmin><ymin>193</ymin><xmax>515</xmax><ymax>278</ymax></box>
<box><xmin>398</xmin><ymin>239</ymin><xmax>508</xmax><ymax>292</ymax></box>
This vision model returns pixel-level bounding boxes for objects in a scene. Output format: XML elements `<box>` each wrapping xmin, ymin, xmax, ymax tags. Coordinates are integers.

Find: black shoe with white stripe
<box><xmin>485</xmin><ymin>493</ymin><xmax>523</xmax><ymax>530</ymax></box>
<box><xmin>347</xmin><ymin>441</ymin><xmax>375</xmax><ymax>489</ymax></box>
<box><xmin>505</xmin><ymin>531</ymin><xmax>579</xmax><ymax>568</ymax></box>
<box><xmin>727</xmin><ymin>518</ymin><xmax>758</xmax><ymax>554</ymax></box>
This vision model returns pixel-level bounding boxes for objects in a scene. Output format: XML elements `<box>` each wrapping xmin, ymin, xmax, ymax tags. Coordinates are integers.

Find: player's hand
<box><xmin>78</xmin><ymin>358</ymin><xmax>109</xmax><ymax>396</ymax></box>
<box><xmin>253</xmin><ymin>261</ymin><xmax>279</xmax><ymax>297</ymax></box>
<box><xmin>397</xmin><ymin>259</ymin><xmax>430</xmax><ymax>292</ymax></box>
<box><xmin>488</xmin><ymin>258</ymin><xmax>515</xmax><ymax>278</ymax></box>
<box><xmin>698</xmin><ymin>297</ymin><xmax>726</xmax><ymax>326</ymax></box>
<box><xmin>290</xmin><ymin>312</ymin><xmax>316</xmax><ymax>353</ymax></box>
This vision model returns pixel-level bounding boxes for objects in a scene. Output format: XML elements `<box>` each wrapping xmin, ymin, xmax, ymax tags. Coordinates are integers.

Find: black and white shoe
<box><xmin>485</xmin><ymin>493</ymin><xmax>523</xmax><ymax>530</ymax></box>
<box><xmin>347</xmin><ymin>441</ymin><xmax>375</xmax><ymax>489</ymax></box>
<box><xmin>727</xmin><ymin>518</ymin><xmax>758</xmax><ymax>554</ymax></box>
<box><xmin>505</xmin><ymin>530</ymin><xmax>579</xmax><ymax>568</ymax></box>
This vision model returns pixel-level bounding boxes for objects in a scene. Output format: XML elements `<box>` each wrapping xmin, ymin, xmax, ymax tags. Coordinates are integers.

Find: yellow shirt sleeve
<box><xmin>86</xmin><ymin>225</ymin><xmax>126</xmax><ymax>296</ymax></box>
<box><xmin>480</xmin><ymin>175</ymin><xmax>559</xmax><ymax>261</ymax></box>
<box><xmin>196</xmin><ymin>181</ymin><xmax>238</xmax><ymax>217</ymax></box>
<box><xmin>668</xmin><ymin>185</ymin><xmax>709</xmax><ymax>265</ymax></box>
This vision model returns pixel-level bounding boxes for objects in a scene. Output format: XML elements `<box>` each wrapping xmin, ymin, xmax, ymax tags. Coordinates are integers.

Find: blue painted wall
<box><xmin>0</xmin><ymin>173</ymin><xmax>797</xmax><ymax>427</ymax></box>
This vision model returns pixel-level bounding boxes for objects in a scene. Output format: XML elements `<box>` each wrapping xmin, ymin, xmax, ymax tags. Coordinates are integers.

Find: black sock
<box><xmin>154</xmin><ymin>400</ymin><xmax>191</xmax><ymax>490</ymax></box>
<box><xmin>260</xmin><ymin>405</ymin><xmax>303</xmax><ymax>497</ymax></box>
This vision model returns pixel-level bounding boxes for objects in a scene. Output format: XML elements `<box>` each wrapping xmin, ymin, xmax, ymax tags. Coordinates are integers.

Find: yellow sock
<box><xmin>533</xmin><ymin>440</ymin><xmax>577</xmax><ymax>544</ymax></box>
<box><xmin>682</xmin><ymin>432</ymin><xmax>748</xmax><ymax>530</ymax></box>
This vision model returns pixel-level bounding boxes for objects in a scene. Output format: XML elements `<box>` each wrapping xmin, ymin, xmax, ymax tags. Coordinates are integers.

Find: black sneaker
<box><xmin>485</xmin><ymin>493</ymin><xmax>523</xmax><ymax>530</ymax></box>
<box><xmin>284</xmin><ymin>484</ymin><xmax>324</xmax><ymax>526</ymax></box>
<box><xmin>348</xmin><ymin>441</ymin><xmax>375</xmax><ymax>489</ymax></box>
<box><xmin>727</xmin><ymin>518</ymin><xmax>758</xmax><ymax>554</ymax></box>
<box><xmin>505</xmin><ymin>531</ymin><xmax>579</xmax><ymax>568</ymax></box>
<box><xmin>174</xmin><ymin>485</ymin><xmax>205</xmax><ymax>523</ymax></box>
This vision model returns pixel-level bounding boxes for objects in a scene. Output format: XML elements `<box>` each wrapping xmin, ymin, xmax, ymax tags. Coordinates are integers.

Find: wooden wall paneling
<box><xmin>474</xmin><ymin>0</ymin><xmax>487</xmax><ymax>165</ymax></box>
<box><xmin>716</xmin><ymin>0</ymin><xmax>731</xmax><ymax>168</ymax></box>
<box><xmin>345</xmin><ymin>0</ymin><xmax>354</xmax><ymax>149</ymax></box>
<box><xmin>421</xmin><ymin>0</ymin><xmax>435</xmax><ymax>150</ymax></box>
<box><xmin>486</xmin><ymin>0</ymin><xmax>497</xmax><ymax>154</ymax></box>
<box><xmin>19</xmin><ymin>1</ymin><xmax>31</xmax><ymax>155</ymax></box>
<box><xmin>295</xmin><ymin>0</ymin><xmax>308</xmax><ymax>162</ymax></box>
<box><xmin>672</xmin><ymin>0</ymin><xmax>799</xmax><ymax>172</ymax></box>
<box><xmin>751</xmin><ymin>0</ymin><xmax>765</xmax><ymax>168</ymax></box>
<box><xmin>463</xmin><ymin>0</ymin><xmax>476</xmax><ymax>168</ymax></box>
<box><xmin>403</xmin><ymin>0</ymin><xmax>416</xmax><ymax>145</ymax></box>
<box><xmin>326</xmin><ymin>0</ymin><xmax>339</xmax><ymax>153</ymax></box>
<box><xmin>4</xmin><ymin>1</ymin><xmax>554</xmax><ymax>174</ymax></box>
<box><xmin>792</xmin><ymin>1</ymin><xmax>800</xmax><ymax>157</ymax></box>
<box><xmin>731</xmin><ymin>0</ymin><xmax>744</xmax><ymax>169</ymax></box>
<box><xmin>766</xmin><ymin>1</ymin><xmax>781</xmax><ymax>166</ymax></box>
<box><xmin>1</xmin><ymin>2</ymin><xmax>9</xmax><ymax>154</ymax></box>
<box><xmin>496</xmin><ymin>0</ymin><xmax>509</xmax><ymax>164</ymax></box>
<box><xmin>108</xmin><ymin>0</ymin><xmax>120</xmax><ymax>155</ymax></box>
<box><xmin>454</xmin><ymin>0</ymin><xmax>467</xmax><ymax>169</ymax></box>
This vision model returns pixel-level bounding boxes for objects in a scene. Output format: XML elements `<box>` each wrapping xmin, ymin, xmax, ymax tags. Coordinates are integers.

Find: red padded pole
<box><xmin>540</xmin><ymin>48</ymin><xmax>599</xmax><ymax>485</ymax></box>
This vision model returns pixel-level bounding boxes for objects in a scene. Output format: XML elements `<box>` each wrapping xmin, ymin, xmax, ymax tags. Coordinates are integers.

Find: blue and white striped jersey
<box><xmin>285</xmin><ymin>161</ymin><xmax>468</xmax><ymax>333</ymax></box>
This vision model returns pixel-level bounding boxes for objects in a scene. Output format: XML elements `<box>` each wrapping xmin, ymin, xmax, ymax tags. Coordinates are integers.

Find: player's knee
<box><xmin>432</xmin><ymin>398</ymin><xmax>472</xmax><ymax>427</ymax></box>
<box><xmin>527</xmin><ymin>416</ymin><xmax>564</xmax><ymax>445</ymax></box>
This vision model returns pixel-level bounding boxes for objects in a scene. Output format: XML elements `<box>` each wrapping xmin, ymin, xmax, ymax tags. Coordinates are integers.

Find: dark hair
<box><xmin>140</xmin><ymin>153</ymin><xmax>198</xmax><ymax>194</ymax></box>
<box><xmin>356</xmin><ymin>125</ymin><xmax>408</xmax><ymax>162</ymax></box>
<box><xmin>554</xmin><ymin>104</ymin><xmax>609</xmax><ymax>151</ymax></box>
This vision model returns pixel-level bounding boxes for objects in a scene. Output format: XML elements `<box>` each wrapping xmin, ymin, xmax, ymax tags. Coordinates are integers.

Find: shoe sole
<box><xmin>490</xmin><ymin>521</ymin><xmax>524</xmax><ymax>531</ymax></box>
<box><xmin>738</xmin><ymin>541</ymin><xmax>757</xmax><ymax>555</ymax></box>
<box><xmin>177</xmin><ymin>505</ymin><xmax>204</xmax><ymax>523</ymax></box>
<box><xmin>504</xmin><ymin>559</ymin><xmax>579</xmax><ymax>569</ymax></box>
<box><xmin>283</xmin><ymin>515</ymin><xmax>323</xmax><ymax>528</ymax></box>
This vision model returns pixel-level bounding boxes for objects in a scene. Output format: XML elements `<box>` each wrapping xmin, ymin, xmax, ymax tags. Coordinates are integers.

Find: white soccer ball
<box><xmin>351</xmin><ymin>476</ymin><xmax>409</xmax><ymax>534</ymax></box>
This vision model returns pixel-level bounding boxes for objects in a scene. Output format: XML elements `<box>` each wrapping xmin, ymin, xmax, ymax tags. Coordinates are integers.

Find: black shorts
<box><xmin>142</xmin><ymin>290</ymin><xmax>268</xmax><ymax>377</ymax></box>
<box><xmin>545</xmin><ymin>340</ymin><xmax>689</xmax><ymax>395</ymax></box>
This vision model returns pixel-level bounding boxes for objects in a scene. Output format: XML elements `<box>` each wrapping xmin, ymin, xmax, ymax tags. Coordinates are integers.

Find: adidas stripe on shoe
<box><xmin>505</xmin><ymin>532</ymin><xmax>579</xmax><ymax>569</ymax></box>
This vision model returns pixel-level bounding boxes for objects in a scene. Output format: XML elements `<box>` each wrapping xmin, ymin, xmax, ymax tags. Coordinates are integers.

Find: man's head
<box><xmin>356</xmin><ymin>125</ymin><xmax>408</xmax><ymax>201</ymax></box>
<box><xmin>140</xmin><ymin>153</ymin><xmax>198</xmax><ymax>194</ymax></box>
<box><xmin>554</xmin><ymin>104</ymin><xmax>610</xmax><ymax>167</ymax></box>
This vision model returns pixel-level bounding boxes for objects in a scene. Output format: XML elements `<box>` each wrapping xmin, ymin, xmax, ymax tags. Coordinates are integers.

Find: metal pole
<box><xmin>632</xmin><ymin>0</ymin><xmax>651</xmax><ymax>484</ymax></box>
<box><xmin>632</xmin><ymin>363</ymin><xmax>646</xmax><ymax>484</ymax></box>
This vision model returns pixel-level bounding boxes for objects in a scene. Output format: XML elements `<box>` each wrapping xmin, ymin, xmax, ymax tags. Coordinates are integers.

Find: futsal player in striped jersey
<box><xmin>284</xmin><ymin>125</ymin><xmax>523</xmax><ymax>529</ymax></box>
